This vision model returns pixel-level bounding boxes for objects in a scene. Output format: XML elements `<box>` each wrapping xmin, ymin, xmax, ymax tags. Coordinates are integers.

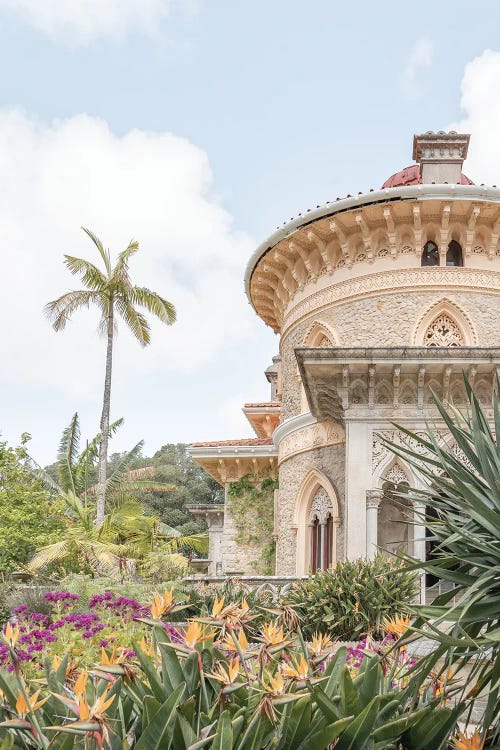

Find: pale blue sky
<box><xmin>0</xmin><ymin>0</ymin><xmax>499</xmax><ymax>464</ymax></box>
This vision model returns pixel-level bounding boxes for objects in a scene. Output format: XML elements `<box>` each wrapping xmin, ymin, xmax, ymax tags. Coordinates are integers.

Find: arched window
<box><xmin>421</xmin><ymin>241</ymin><xmax>439</xmax><ymax>267</ymax></box>
<box><xmin>309</xmin><ymin>488</ymin><xmax>333</xmax><ymax>572</ymax></box>
<box><xmin>446</xmin><ymin>240</ymin><xmax>463</xmax><ymax>267</ymax></box>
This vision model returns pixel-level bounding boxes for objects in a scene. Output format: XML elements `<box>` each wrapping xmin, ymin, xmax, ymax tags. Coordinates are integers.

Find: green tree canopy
<box><xmin>107</xmin><ymin>443</ymin><xmax>223</xmax><ymax>535</ymax></box>
<box><xmin>0</xmin><ymin>435</ymin><xmax>64</xmax><ymax>572</ymax></box>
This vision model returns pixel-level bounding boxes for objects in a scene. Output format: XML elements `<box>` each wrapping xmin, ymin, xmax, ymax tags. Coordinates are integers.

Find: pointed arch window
<box><xmin>421</xmin><ymin>241</ymin><xmax>439</xmax><ymax>267</ymax></box>
<box><xmin>309</xmin><ymin>488</ymin><xmax>333</xmax><ymax>572</ymax></box>
<box><xmin>446</xmin><ymin>240</ymin><xmax>463</xmax><ymax>267</ymax></box>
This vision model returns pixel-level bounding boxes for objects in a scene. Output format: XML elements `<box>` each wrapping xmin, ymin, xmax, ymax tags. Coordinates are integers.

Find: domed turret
<box><xmin>381</xmin><ymin>164</ymin><xmax>473</xmax><ymax>189</ymax></box>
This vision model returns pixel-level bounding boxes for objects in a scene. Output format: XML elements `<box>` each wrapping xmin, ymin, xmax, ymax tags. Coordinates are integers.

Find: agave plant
<box><xmin>381</xmin><ymin>375</ymin><xmax>500</xmax><ymax>742</ymax></box>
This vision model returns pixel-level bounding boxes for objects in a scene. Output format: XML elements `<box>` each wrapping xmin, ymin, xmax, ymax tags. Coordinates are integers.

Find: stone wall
<box><xmin>220</xmin><ymin>484</ymin><xmax>273</xmax><ymax>576</ymax></box>
<box><xmin>276</xmin><ymin>443</ymin><xmax>345</xmax><ymax>575</ymax></box>
<box><xmin>279</xmin><ymin>289</ymin><xmax>500</xmax><ymax>421</ymax></box>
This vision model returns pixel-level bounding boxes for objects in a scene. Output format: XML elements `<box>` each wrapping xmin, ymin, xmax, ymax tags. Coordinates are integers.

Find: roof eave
<box><xmin>244</xmin><ymin>183</ymin><xmax>500</xmax><ymax>307</ymax></box>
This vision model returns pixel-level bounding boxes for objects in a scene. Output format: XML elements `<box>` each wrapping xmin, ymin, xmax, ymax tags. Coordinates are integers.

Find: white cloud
<box><xmin>400</xmin><ymin>37</ymin><xmax>433</xmax><ymax>98</ymax></box>
<box><xmin>0</xmin><ymin>110</ymin><xmax>259</xmax><ymax>400</ymax></box>
<box><xmin>448</xmin><ymin>49</ymin><xmax>500</xmax><ymax>186</ymax></box>
<box><xmin>0</xmin><ymin>0</ymin><xmax>186</xmax><ymax>43</ymax></box>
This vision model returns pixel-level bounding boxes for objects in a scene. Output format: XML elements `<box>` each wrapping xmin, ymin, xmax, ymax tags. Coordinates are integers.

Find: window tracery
<box><xmin>309</xmin><ymin>488</ymin><xmax>334</xmax><ymax>572</ymax></box>
<box><xmin>384</xmin><ymin>464</ymin><xmax>409</xmax><ymax>486</ymax></box>
<box><xmin>424</xmin><ymin>314</ymin><xmax>464</xmax><ymax>347</ymax></box>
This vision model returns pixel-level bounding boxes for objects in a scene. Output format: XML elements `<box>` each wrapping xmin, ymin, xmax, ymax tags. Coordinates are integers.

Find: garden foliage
<box><xmin>0</xmin><ymin>590</ymin><xmax>462</xmax><ymax>749</ymax></box>
<box><xmin>0</xmin><ymin>436</ymin><xmax>63</xmax><ymax>573</ymax></box>
<box><xmin>283</xmin><ymin>555</ymin><xmax>418</xmax><ymax>640</ymax></box>
<box><xmin>383</xmin><ymin>375</ymin><xmax>500</xmax><ymax>742</ymax></box>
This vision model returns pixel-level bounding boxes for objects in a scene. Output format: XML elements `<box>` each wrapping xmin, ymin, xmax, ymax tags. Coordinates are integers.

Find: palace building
<box><xmin>189</xmin><ymin>131</ymin><xmax>500</xmax><ymax>583</ymax></box>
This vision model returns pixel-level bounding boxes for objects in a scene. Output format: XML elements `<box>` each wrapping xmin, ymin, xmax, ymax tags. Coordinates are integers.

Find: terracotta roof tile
<box><xmin>243</xmin><ymin>402</ymin><xmax>281</xmax><ymax>408</ymax></box>
<box><xmin>190</xmin><ymin>438</ymin><xmax>274</xmax><ymax>448</ymax></box>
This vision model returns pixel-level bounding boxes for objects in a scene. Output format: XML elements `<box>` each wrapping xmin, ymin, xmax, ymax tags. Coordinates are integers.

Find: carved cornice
<box><xmin>245</xmin><ymin>191</ymin><xmax>500</xmax><ymax>332</ymax></box>
<box><xmin>296</xmin><ymin>347</ymin><xmax>500</xmax><ymax>424</ymax></box>
<box><xmin>283</xmin><ymin>267</ymin><xmax>500</xmax><ymax>336</ymax></box>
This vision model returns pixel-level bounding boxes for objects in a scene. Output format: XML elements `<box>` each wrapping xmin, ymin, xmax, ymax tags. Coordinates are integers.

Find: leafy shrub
<box><xmin>282</xmin><ymin>554</ymin><xmax>418</xmax><ymax>640</ymax></box>
<box><xmin>0</xmin><ymin>591</ymin><xmax>464</xmax><ymax>749</ymax></box>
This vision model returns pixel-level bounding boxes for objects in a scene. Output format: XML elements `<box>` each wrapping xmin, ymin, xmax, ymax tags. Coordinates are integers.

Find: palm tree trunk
<box><xmin>96</xmin><ymin>304</ymin><xmax>114</xmax><ymax>525</ymax></box>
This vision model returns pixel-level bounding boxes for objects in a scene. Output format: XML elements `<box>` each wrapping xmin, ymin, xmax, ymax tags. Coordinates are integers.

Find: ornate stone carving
<box><xmin>366</xmin><ymin>489</ymin><xmax>384</xmax><ymax>509</ymax></box>
<box><xmin>309</xmin><ymin>488</ymin><xmax>333</xmax><ymax>523</ymax></box>
<box><xmin>372</xmin><ymin>430</ymin><xmax>434</xmax><ymax>471</ymax></box>
<box><xmin>283</xmin><ymin>268</ymin><xmax>500</xmax><ymax>335</ymax></box>
<box><xmin>424</xmin><ymin>314</ymin><xmax>464</xmax><ymax>347</ymax></box>
<box><xmin>384</xmin><ymin>463</ymin><xmax>409</xmax><ymax>486</ymax></box>
<box><xmin>450</xmin><ymin>443</ymin><xmax>476</xmax><ymax>473</ymax></box>
<box><xmin>278</xmin><ymin>419</ymin><xmax>344</xmax><ymax>465</ymax></box>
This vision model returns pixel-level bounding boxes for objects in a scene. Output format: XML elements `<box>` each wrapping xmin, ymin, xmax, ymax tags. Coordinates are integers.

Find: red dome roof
<box><xmin>381</xmin><ymin>164</ymin><xmax>473</xmax><ymax>189</ymax></box>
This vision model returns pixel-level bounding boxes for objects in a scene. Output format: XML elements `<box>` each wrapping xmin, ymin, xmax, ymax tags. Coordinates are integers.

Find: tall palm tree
<box><xmin>45</xmin><ymin>228</ymin><xmax>176</xmax><ymax>525</ymax></box>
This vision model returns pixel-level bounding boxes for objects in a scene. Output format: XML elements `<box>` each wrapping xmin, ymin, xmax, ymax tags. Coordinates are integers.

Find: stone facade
<box><xmin>190</xmin><ymin>130</ymin><xmax>500</xmax><ymax>584</ymax></box>
<box><xmin>276</xmin><ymin>443</ymin><xmax>345</xmax><ymax>575</ymax></box>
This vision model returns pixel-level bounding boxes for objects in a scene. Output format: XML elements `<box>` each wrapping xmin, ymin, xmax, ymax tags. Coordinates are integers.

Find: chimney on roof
<box><xmin>265</xmin><ymin>355</ymin><xmax>281</xmax><ymax>401</ymax></box>
<box><xmin>412</xmin><ymin>131</ymin><xmax>470</xmax><ymax>184</ymax></box>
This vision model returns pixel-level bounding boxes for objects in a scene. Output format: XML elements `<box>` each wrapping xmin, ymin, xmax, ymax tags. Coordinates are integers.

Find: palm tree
<box><xmin>45</xmin><ymin>228</ymin><xmax>176</xmax><ymax>524</ymax></box>
<box><xmin>29</xmin><ymin>492</ymin><xmax>208</xmax><ymax>580</ymax></box>
<box><xmin>29</xmin><ymin>414</ymin><xmax>208</xmax><ymax>579</ymax></box>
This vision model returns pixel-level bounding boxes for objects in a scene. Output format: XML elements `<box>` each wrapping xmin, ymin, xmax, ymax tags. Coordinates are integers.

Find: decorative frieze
<box><xmin>283</xmin><ymin>268</ymin><xmax>500</xmax><ymax>334</ymax></box>
<box><xmin>277</xmin><ymin>419</ymin><xmax>344</xmax><ymax>465</ymax></box>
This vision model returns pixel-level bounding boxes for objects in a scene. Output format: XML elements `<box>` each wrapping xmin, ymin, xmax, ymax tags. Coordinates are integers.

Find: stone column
<box><xmin>345</xmin><ymin>422</ymin><xmax>372</xmax><ymax>559</ymax></box>
<box><xmin>320</xmin><ymin>522</ymin><xmax>326</xmax><ymax>568</ymax></box>
<box><xmin>365</xmin><ymin>489</ymin><xmax>383</xmax><ymax>560</ymax></box>
<box><xmin>413</xmin><ymin>500</ymin><xmax>427</xmax><ymax>604</ymax></box>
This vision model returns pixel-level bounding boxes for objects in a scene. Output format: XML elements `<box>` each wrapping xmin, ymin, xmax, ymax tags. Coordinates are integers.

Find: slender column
<box><xmin>320</xmin><ymin>523</ymin><xmax>326</xmax><ymax>569</ymax></box>
<box><xmin>413</xmin><ymin>500</ymin><xmax>427</xmax><ymax>604</ymax></box>
<box><xmin>365</xmin><ymin>489</ymin><xmax>383</xmax><ymax>560</ymax></box>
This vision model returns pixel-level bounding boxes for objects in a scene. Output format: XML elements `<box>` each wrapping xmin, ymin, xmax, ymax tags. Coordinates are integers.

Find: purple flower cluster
<box><xmin>0</xmin><ymin>588</ymin><xmax>162</xmax><ymax>675</ymax></box>
<box><xmin>44</xmin><ymin>591</ymin><xmax>80</xmax><ymax>607</ymax></box>
<box><xmin>88</xmin><ymin>592</ymin><xmax>148</xmax><ymax>620</ymax></box>
<box><xmin>346</xmin><ymin>639</ymin><xmax>370</xmax><ymax>669</ymax></box>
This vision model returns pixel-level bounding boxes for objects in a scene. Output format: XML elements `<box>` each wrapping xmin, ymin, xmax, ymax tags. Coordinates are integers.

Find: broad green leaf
<box><xmin>134</xmin><ymin>682</ymin><xmax>185</xmax><ymax>750</ymax></box>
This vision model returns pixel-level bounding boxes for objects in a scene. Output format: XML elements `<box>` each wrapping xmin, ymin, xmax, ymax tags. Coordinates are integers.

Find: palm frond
<box><xmin>63</xmin><ymin>255</ymin><xmax>107</xmax><ymax>290</ymax></box>
<box><xmin>81</xmin><ymin>227</ymin><xmax>112</xmax><ymax>276</ymax></box>
<box><xmin>44</xmin><ymin>289</ymin><xmax>103</xmax><ymax>331</ymax></box>
<box><xmin>56</xmin><ymin>413</ymin><xmax>80</xmax><ymax>493</ymax></box>
<box><xmin>104</xmin><ymin>441</ymin><xmax>145</xmax><ymax>495</ymax></box>
<box><xmin>163</xmin><ymin>532</ymin><xmax>209</xmax><ymax>554</ymax></box>
<box><xmin>115</xmin><ymin>297</ymin><xmax>150</xmax><ymax>346</ymax></box>
<box><xmin>111</xmin><ymin>239</ymin><xmax>140</xmax><ymax>283</ymax></box>
<box><xmin>28</xmin><ymin>540</ymin><xmax>73</xmax><ymax>570</ymax></box>
<box><xmin>131</xmin><ymin>286</ymin><xmax>176</xmax><ymax>325</ymax></box>
<box><xmin>75</xmin><ymin>418</ymin><xmax>124</xmax><ymax>493</ymax></box>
